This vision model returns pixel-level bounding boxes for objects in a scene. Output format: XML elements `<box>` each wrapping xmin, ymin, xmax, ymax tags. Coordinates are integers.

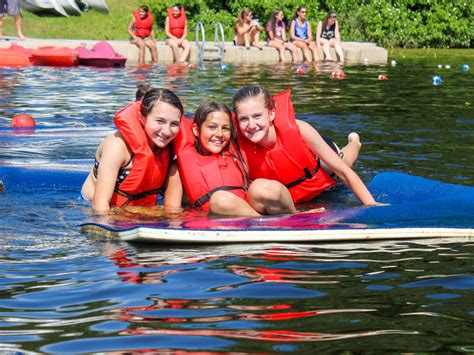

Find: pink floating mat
<box><xmin>76</xmin><ymin>41</ymin><xmax>127</xmax><ymax>68</ymax></box>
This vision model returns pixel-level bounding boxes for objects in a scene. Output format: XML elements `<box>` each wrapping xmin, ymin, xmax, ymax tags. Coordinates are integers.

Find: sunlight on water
<box><xmin>0</xmin><ymin>58</ymin><xmax>473</xmax><ymax>352</ymax></box>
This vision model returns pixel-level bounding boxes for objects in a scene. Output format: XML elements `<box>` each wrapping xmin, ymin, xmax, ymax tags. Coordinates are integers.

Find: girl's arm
<box><xmin>163</xmin><ymin>161</ymin><xmax>183</xmax><ymax>209</ymax></box>
<box><xmin>127</xmin><ymin>17</ymin><xmax>137</xmax><ymax>38</ymax></box>
<box><xmin>289</xmin><ymin>20</ymin><xmax>298</xmax><ymax>41</ymax></box>
<box><xmin>307</xmin><ymin>22</ymin><xmax>313</xmax><ymax>43</ymax></box>
<box><xmin>335</xmin><ymin>20</ymin><xmax>341</xmax><ymax>41</ymax></box>
<box><xmin>315</xmin><ymin>21</ymin><xmax>322</xmax><ymax>46</ymax></box>
<box><xmin>296</xmin><ymin>120</ymin><xmax>377</xmax><ymax>205</ymax></box>
<box><xmin>165</xmin><ymin>17</ymin><xmax>176</xmax><ymax>39</ymax></box>
<box><xmin>92</xmin><ymin>135</ymin><xmax>131</xmax><ymax>213</ymax></box>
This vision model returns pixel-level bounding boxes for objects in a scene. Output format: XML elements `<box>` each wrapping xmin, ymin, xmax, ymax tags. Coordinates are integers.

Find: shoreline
<box><xmin>1</xmin><ymin>37</ymin><xmax>388</xmax><ymax>65</ymax></box>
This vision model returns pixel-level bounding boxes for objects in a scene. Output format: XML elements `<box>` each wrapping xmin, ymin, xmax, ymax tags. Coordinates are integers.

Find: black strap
<box><xmin>114</xmin><ymin>188</ymin><xmax>162</xmax><ymax>207</ymax></box>
<box><xmin>284</xmin><ymin>158</ymin><xmax>321</xmax><ymax>189</ymax></box>
<box><xmin>193</xmin><ymin>186</ymin><xmax>246</xmax><ymax>208</ymax></box>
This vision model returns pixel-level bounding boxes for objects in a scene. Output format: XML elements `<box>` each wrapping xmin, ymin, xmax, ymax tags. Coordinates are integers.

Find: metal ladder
<box><xmin>196</xmin><ymin>21</ymin><xmax>225</xmax><ymax>66</ymax></box>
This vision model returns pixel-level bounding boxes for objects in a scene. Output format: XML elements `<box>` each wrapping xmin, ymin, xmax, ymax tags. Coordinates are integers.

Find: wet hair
<box><xmin>140</xmin><ymin>88</ymin><xmax>183</xmax><ymax>118</ymax></box>
<box><xmin>322</xmin><ymin>11</ymin><xmax>337</xmax><ymax>30</ymax></box>
<box><xmin>139</xmin><ymin>5</ymin><xmax>149</xmax><ymax>13</ymax></box>
<box><xmin>173</xmin><ymin>3</ymin><xmax>182</xmax><ymax>10</ymax></box>
<box><xmin>232</xmin><ymin>85</ymin><xmax>275</xmax><ymax>114</ymax></box>
<box><xmin>135</xmin><ymin>82</ymin><xmax>151</xmax><ymax>101</ymax></box>
<box><xmin>192</xmin><ymin>101</ymin><xmax>235</xmax><ymax>156</ymax></box>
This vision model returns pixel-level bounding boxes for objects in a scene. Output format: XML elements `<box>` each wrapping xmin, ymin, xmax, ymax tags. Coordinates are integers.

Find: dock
<box><xmin>1</xmin><ymin>37</ymin><xmax>388</xmax><ymax>65</ymax></box>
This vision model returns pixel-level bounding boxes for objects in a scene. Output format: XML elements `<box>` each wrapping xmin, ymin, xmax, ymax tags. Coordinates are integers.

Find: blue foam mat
<box><xmin>1</xmin><ymin>166</ymin><xmax>473</xmax><ymax>231</ymax></box>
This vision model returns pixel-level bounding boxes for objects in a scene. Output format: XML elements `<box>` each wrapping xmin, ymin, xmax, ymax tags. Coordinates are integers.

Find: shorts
<box><xmin>0</xmin><ymin>0</ymin><xmax>21</xmax><ymax>17</ymax></box>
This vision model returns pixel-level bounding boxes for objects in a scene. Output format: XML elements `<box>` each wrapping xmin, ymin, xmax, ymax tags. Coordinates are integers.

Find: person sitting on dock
<box><xmin>165</xmin><ymin>3</ymin><xmax>191</xmax><ymax>63</ymax></box>
<box><xmin>234</xmin><ymin>8</ymin><xmax>263</xmax><ymax>50</ymax></box>
<box><xmin>127</xmin><ymin>5</ymin><xmax>158</xmax><ymax>66</ymax></box>
<box><xmin>316</xmin><ymin>11</ymin><xmax>344</xmax><ymax>63</ymax></box>
<box><xmin>289</xmin><ymin>6</ymin><xmax>319</xmax><ymax>62</ymax></box>
<box><xmin>265</xmin><ymin>9</ymin><xmax>299</xmax><ymax>62</ymax></box>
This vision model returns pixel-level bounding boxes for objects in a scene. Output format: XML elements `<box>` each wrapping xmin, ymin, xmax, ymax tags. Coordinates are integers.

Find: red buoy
<box><xmin>11</xmin><ymin>114</ymin><xmax>36</xmax><ymax>128</ymax></box>
<box><xmin>378</xmin><ymin>74</ymin><xmax>388</xmax><ymax>81</ymax></box>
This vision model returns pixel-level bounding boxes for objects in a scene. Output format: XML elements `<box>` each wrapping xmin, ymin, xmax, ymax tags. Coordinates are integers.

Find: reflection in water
<box><xmin>0</xmin><ymin>58</ymin><xmax>473</xmax><ymax>353</ymax></box>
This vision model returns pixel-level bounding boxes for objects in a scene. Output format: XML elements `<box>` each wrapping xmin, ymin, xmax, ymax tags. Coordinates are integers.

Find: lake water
<box><xmin>0</xmin><ymin>58</ymin><xmax>473</xmax><ymax>353</ymax></box>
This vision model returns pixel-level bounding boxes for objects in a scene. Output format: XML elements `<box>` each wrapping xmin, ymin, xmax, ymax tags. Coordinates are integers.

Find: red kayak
<box><xmin>76</xmin><ymin>41</ymin><xmax>127</xmax><ymax>68</ymax></box>
<box><xmin>32</xmin><ymin>46</ymin><xmax>78</xmax><ymax>67</ymax></box>
<box><xmin>0</xmin><ymin>45</ymin><xmax>32</xmax><ymax>66</ymax></box>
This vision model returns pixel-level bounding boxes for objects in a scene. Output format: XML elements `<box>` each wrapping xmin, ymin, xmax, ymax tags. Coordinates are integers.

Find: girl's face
<box><xmin>276</xmin><ymin>11</ymin><xmax>284</xmax><ymax>21</ymax></box>
<box><xmin>143</xmin><ymin>101</ymin><xmax>181</xmax><ymax>149</ymax></box>
<box><xmin>298</xmin><ymin>8</ymin><xmax>307</xmax><ymax>19</ymax></box>
<box><xmin>139</xmin><ymin>8</ymin><xmax>147</xmax><ymax>18</ymax></box>
<box><xmin>172</xmin><ymin>6</ymin><xmax>180</xmax><ymax>17</ymax></box>
<box><xmin>328</xmin><ymin>16</ymin><xmax>336</xmax><ymax>25</ymax></box>
<box><xmin>235</xmin><ymin>95</ymin><xmax>275</xmax><ymax>145</ymax></box>
<box><xmin>193</xmin><ymin>111</ymin><xmax>231</xmax><ymax>154</ymax></box>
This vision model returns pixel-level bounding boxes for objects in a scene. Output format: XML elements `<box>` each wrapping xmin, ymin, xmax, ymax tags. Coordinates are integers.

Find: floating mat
<box><xmin>80</xmin><ymin>172</ymin><xmax>474</xmax><ymax>243</ymax></box>
<box><xmin>1</xmin><ymin>166</ymin><xmax>472</xmax><ymax>243</ymax></box>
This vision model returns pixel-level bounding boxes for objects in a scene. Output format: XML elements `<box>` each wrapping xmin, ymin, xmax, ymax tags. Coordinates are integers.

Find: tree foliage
<box><xmin>147</xmin><ymin>0</ymin><xmax>473</xmax><ymax>47</ymax></box>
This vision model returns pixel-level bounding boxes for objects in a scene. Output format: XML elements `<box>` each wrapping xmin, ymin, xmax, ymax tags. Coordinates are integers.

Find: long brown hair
<box><xmin>235</xmin><ymin>8</ymin><xmax>251</xmax><ymax>32</ymax></box>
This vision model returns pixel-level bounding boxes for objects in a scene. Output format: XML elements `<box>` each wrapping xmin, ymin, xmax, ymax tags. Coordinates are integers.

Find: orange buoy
<box><xmin>378</xmin><ymin>74</ymin><xmax>388</xmax><ymax>80</ymax></box>
<box><xmin>12</xmin><ymin>114</ymin><xmax>36</xmax><ymax>128</ymax></box>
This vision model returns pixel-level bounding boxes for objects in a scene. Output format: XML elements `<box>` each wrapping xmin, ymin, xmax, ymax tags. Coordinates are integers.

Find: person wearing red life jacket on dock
<box><xmin>233</xmin><ymin>85</ymin><xmax>380</xmax><ymax>207</ymax></box>
<box><xmin>81</xmin><ymin>88</ymin><xmax>183</xmax><ymax>214</ymax></box>
<box><xmin>169</xmin><ymin>101</ymin><xmax>297</xmax><ymax>217</ymax></box>
<box><xmin>165</xmin><ymin>3</ymin><xmax>191</xmax><ymax>63</ymax></box>
<box><xmin>127</xmin><ymin>5</ymin><xmax>158</xmax><ymax>66</ymax></box>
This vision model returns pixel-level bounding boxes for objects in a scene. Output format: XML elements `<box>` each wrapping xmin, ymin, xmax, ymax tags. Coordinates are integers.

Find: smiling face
<box><xmin>143</xmin><ymin>101</ymin><xmax>181</xmax><ymax>149</ymax></box>
<box><xmin>193</xmin><ymin>111</ymin><xmax>232</xmax><ymax>155</ymax></box>
<box><xmin>172</xmin><ymin>6</ymin><xmax>181</xmax><ymax>17</ymax></box>
<box><xmin>298</xmin><ymin>8</ymin><xmax>307</xmax><ymax>19</ymax></box>
<box><xmin>235</xmin><ymin>95</ymin><xmax>275</xmax><ymax>146</ymax></box>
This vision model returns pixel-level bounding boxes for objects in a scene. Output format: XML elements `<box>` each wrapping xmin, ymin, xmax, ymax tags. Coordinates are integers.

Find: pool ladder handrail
<box><xmin>195</xmin><ymin>21</ymin><xmax>225</xmax><ymax>66</ymax></box>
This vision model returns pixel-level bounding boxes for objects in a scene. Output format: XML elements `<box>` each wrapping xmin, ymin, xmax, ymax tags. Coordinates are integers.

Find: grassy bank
<box><xmin>2</xmin><ymin>0</ymin><xmax>141</xmax><ymax>40</ymax></box>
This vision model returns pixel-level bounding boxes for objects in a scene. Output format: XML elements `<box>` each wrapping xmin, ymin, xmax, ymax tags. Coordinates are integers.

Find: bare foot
<box><xmin>18</xmin><ymin>35</ymin><xmax>27</xmax><ymax>40</ymax></box>
<box><xmin>348</xmin><ymin>132</ymin><xmax>361</xmax><ymax>148</ymax></box>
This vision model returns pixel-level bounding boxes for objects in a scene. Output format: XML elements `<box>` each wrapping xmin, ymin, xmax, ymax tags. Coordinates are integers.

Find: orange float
<box><xmin>32</xmin><ymin>46</ymin><xmax>78</xmax><ymax>67</ymax></box>
<box><xmin>11</xmin><ymin>114</ymin><xmax>36</xmax><ymax>128</ymax></box>
<box><xmin>0</xmin><ymin>47</ymin><xmax>32</xmax><ymax>67</ymax></box>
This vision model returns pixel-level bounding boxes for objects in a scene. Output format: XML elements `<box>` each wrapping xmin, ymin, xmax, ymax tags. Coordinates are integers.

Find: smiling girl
<box><xmin>233</xmin><ymin>86</ymin><xmax>378</xmax><ymax>206</ymax></box>
<box><xmin>172</xmin><ymin>101</ymin><xmax>296</xmax><ymax>216</ymax></box>
<box><xmin>81</xmin><ymin>88</ymin><xmax>183</xmax><ymax>214</ymax></box>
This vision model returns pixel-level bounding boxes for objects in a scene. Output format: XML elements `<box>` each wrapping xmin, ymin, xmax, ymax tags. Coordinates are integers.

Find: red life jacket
<box><xmin>112</xmin><ymin>101</ymin><xmax>170</xmax><ymax>207</ymax></box>
<box><xmin>167</xmin><ymin>7</ymin><xmax>186</xmax><ymax>38</ymax></box>
<box><xmin>175</xmin><ymin>117</ymin><xmax>249</xmax><ymax>210</ymax></box>
<box><xmin>238</xmin><ymin>90</ymin><xmax>336</xmax><ymax>203</ymax></box>
<box><xmin>133</xmin><ymin>10</ymin><xmax>154</xmax><ymax>38</ymax></box>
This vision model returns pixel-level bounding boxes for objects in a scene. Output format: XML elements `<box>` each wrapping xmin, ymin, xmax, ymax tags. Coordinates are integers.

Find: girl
<box><xmin>172</xmin><ymin>101</ymin><xmax>296</xmax><ymax>216</ymax></box>
<box><xmin>289</xmin><ymin>6</ymin><xmax>319</xmax><ymax>62</ymax></box>
<box><xmin>265</xmin><ymin>9</ymin><xmax>299</xmax><ymax>62</ymax></box>
<box><xmin>127</xmin><ymin>5</ymin><xmax>158</xmax><ymax>66</ymax></box>
<box><xmin>234</xmin><ymin>8</ymin><xmax>263</xmax><ymax>50</ymax></box>
<box><xmin>232</xmin><ymin>86</ymin><xmax>378</xmax><ymax>206</ymax></box>
<box><xmin>165</xmin><ymin>3</ymin><xmax>191</xmax><ymax>63</ymax></box>
<box><xmin>81</xmin><ymin>88</ymin><xmax>183</xmax><ymax>214</ymax></box>
<box><xmin>316</xmin><ymin>11</ymin><xmax>344</xmax><ymax>62</ymax></box>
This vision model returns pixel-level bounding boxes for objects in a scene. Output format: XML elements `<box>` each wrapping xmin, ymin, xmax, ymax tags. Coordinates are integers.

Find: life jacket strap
<box><xmin>193</xmin><ymin>186</ymin><xmax>246</xmax><ymax>208</ymax></box>
<box><xmin>284</xmin><ymin>158</ymin><xmax>321</xmax><ymax>189</ymax></box>
<box><xmin>114</xmin><ymin>188</ymin><xmax>162</xmax><ymax>207</ymax></box>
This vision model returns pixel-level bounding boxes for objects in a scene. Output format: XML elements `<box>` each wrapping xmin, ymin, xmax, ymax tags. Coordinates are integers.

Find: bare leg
<box><xmin>209</xmin><ymin>190</ymin><xmax>260</xmax><ymax>217</ymax></box>
<box><xmin>132</xmin><ymin>38</ymin><xmax>146</xmax><ymax>66</ymax></box>
<box><xmin>145</xmin><ymin>39</ymin><xmax>158</xmax><ymax>64</ymax></box>
<box><xmin>294</xmin><ymin>42</ymin><xmax>311</xmax><ymax>62</ymax></box>
<box><xmin>268</xmin><ymin>40</ymin><xmax>285</xmax><ymax>62</ymax></box>
<box><xmin>247</xmin><ymin>179</ymin><xmax>296</xmax><ymax>215</ymax></box>
<box><xmin>166</xmin><ymin>38</ymin><xmax>180</xmax><ymax>62</ymax></box>
<box><xmin>309</xmin><ymin>42</ymin><xmax>319</xmax><ymax>62</ymax></box>
<box><xmin>252</xmin><ymin>29</ymin><xmax>262</xmax><ymax>49</ymax></box>
<box><xmin>179</xmin><ymin>40</ymin><xmax>191</xmax><ymax>62</ymax></box>
<box><xmin>340</xmin><ymin>132</ymin><xmax>361</xmax><ymax>168</ymax></box>
<box><xmin>286</xmin><ymin>42</ymin><xmax>299</xmax><ymax>62</ymax></box>
<box><xmin>332</xmin><ymin>40</ymin><xmax>344</xmax><ymax>62</ymax></box>
<box><xmin>319</xmin><ymin>38</ymin><xmax>333</xmax><ymax>61</ymax></box>
<box><xmin>14</xmin><ymin>14</ymin><xmax>25</xmax><ymax>39</ymax></box>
